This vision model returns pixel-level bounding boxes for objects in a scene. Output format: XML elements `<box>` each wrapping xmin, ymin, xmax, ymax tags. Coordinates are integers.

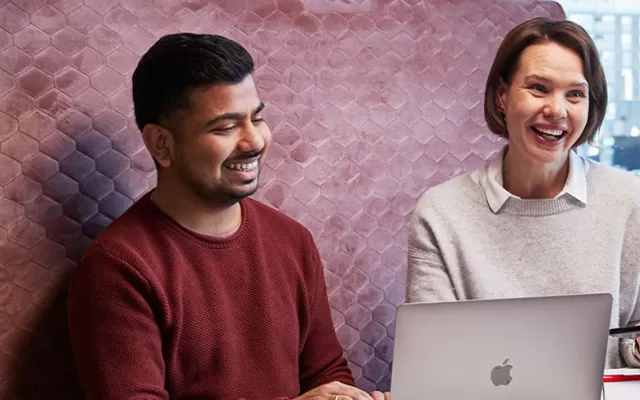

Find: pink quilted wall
<box><xmin>0</xmin><ymin>0</ymin><xmax>564</xmax><ymax>397</ymax></box>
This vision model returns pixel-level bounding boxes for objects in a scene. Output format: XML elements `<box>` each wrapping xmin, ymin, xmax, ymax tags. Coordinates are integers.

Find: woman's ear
<box><xmin>142</xmin><ymin>124</ymin><xmax>174</xmax><ymax>169</ymax></box>
<box><xmin>497</xmin><ymin>78</ymin><xmax>508</xmax><ymax>113</ymax></box>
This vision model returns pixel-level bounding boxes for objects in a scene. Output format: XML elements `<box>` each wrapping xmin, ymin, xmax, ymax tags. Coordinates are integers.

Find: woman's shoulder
<box><xmin>586</xmin><ymin>159</ymin><xmax>640</xmax><ymax>207</ymax></box>
<box><xmin>414</xmin><ymin>172</ymin><xmax>485</xmax><ymax>213</ymax></box>
<box><xmin>587</xmin><ymin>160</ymin><xmax>640</xmax><ymax>190</ymax></box>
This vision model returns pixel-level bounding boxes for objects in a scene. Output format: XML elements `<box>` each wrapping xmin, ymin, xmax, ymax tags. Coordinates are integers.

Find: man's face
<box><xmin>166</xmin><ymin>75</ymin><xmax>271</xmax><ymax>206</ymax></box>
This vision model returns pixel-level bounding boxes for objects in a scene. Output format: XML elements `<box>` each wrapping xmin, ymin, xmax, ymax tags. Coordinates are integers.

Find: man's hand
<box><xmin>295</xmin><ymin>381</ymin><xmax>374</xmax><ymax>400</ymax></box>
<box><xmin>370</xmin><ymin>391</ymin><xmax>390</xmax><ymax>400</ymax></box>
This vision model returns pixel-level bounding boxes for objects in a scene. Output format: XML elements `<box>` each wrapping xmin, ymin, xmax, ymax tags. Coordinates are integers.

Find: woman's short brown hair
<box><xmin>484</xmin><ymin>17</ymin><xmax>607</xmax><ymax>147</ymax></box>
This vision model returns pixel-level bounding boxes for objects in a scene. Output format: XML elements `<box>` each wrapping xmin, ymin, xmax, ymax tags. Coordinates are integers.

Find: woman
<box><xmin>406</xmin><ymin>17</ymin><xmax>640</xmax><ymax>369</ymax></box>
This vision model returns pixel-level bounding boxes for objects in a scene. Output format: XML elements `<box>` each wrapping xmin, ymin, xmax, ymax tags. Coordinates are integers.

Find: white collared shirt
<box><xmin>470</xmin><ymin>147</ymin><xmax>590</xmax><ymax>213</ymax></box>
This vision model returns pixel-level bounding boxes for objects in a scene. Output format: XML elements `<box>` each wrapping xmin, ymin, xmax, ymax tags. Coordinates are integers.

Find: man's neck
<box><xmin>502</xmin><ymin>150</ymin><xmax>570</xmax><ymax>200</ymax></box>
<box><xmin>151</xmin><ymin>182</ymin><xmax>242</xmax><ymax>238</ymax></box>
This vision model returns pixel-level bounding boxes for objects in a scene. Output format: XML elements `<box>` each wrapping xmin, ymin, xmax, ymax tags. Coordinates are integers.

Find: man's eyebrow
<box><xmin>524</xmin><ymin>74</ymin><xmax>588</xmax><ymax>88</ymax></box>
<box><xmin>204</xmin><ymin>102</ymin><xmax>265</xmax><ymax>128</ymax></box>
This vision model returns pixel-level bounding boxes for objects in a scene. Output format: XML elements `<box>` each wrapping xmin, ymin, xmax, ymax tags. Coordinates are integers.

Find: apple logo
<box><xmin>490</xmin><ymin>359</ymin><xmax>513</xmax><ymax>386</ymax></box>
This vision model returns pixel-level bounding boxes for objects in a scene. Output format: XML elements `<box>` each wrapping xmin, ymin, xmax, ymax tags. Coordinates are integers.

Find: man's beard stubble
<box><xmin>171</xmin><ymin>138</ymin><xmax>264</xmax><ymax>207</ymax></box>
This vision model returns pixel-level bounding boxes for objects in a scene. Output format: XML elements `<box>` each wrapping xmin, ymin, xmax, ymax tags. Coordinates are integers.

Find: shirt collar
<box><xmin>477</xmin><ymin>146</ymin><xmax>588</xmax><ymax>213</ymax></box>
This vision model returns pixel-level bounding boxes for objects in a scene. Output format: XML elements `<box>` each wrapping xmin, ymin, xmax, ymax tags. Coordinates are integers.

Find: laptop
<box><xmin>390</xmin><ymin>293</ymin><xmax>613</xmax><ymax>400</ymax></box>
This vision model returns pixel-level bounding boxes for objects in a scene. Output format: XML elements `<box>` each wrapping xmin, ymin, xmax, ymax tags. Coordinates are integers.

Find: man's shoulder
<box><xmin>97</xmin><ymin>195</ymin><xmax>147</xmax><ymax>233</ymax></box>
<box><xmin>246</xmin><ymin>197</ymin><xmax>313</xmax><ymax>239</ymax></box>
<box><xmin>81</xmin><ymin>196</ymin><xmax>318</xmax><ymax>268</ymax></box>
<box><xmin>83</xmin><ymin>195</ymin><xmax>159</xmax><ymax>263</ymax></box>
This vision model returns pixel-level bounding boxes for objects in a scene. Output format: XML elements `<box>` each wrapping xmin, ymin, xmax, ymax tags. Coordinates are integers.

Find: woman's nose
<box><xmin>543</xmin><ymin>95</ymin><xmax>567</xmax><ymax>120</ymax></box>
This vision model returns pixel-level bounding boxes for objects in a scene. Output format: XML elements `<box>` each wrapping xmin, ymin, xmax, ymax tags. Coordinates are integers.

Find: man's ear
<box><xmin>141</xmin><ymin>123</ymin><xmax>174</xmax><ymax>169</ymax></box>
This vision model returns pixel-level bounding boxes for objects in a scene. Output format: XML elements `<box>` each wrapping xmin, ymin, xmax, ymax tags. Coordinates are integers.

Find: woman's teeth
<box><xmin>226</xmin><ymin>161</ymin><xmax>258</xmax><ymax>171</ymax></box>
<box><xmin>532</xmin><ymin>126</ymin><xmax>565</xmax><ymax>141</ymax></box>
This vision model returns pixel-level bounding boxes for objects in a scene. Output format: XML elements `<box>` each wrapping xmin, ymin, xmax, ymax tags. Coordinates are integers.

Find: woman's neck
<box><xmin>502</xmin><ymin>149</ymin><xmax>570</xmax><ymax>199</ymax></box>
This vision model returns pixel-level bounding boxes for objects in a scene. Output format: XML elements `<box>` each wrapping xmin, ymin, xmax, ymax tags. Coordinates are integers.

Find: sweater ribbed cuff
<box><xmin>621</xmin><ymin>338</ymin><xmax>640</xmax><ymax>368</ymax></box>
<box><xmin>620</xmin><ymin>321</ymin><xmax>640</xmax><ymax>368</ymax></box>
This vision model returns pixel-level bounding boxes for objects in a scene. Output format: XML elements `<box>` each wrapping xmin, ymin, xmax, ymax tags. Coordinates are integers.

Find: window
<box><xmin>605</xmin><ymin>102</ymin><xmax>617</xmax><ymax>120</ymax></box>
<box><xmin>601</xmin><ymin>50</ymin><xmax>615</xmax><ymax>67</ymax></box>
<box><xmin>622</xmin><ymin>68</ymin><xmax>634</xmax><ymax>100</ymax></box>
<box><xmin>594</xmin><ymin>32</ymin><xmax>616</xmax><ymax>49</ymax></box>
<box><xmin>563</xmin><ymin>3</ymin><xmax>640</xmax><ymax>174</ymax></box>
<box><xmin>605</xmin><ymin>68</ymin><xmax>617</xmax><ymax>88</ymax></box>
<box><xmin>621</xmin><ymin>33</ymin><xmax>633</xmax><ymax>50</ymax></box>
<box><xmin>607</xmin><ymin>85</ymin><xmax>617</xmax><ymax>101</ymax></box>
<box><xmin>571</xmin><ymin>13</ymin><xmax>595</xmax><ymax>31</ymax></box>
<box><xmin>595</xmin><ymin>15</ymin><xmax>615</xmax><ymax>32</ymax></box>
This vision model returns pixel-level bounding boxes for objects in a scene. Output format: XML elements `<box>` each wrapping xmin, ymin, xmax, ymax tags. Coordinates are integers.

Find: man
<box><xmin>67</xmin><ymin>33</ymin><xmax>387</xmax><ymax>400</ymax></box>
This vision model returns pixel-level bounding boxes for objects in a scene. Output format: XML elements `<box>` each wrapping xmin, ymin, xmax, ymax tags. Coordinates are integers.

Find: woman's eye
<box><xmin>568</xmin><ymin>90</ymin><xmax>586</xmax><ymax>98</ymax></box>
<box><xmin>529</xmin><ymin>84</ymin><xmax>547</xmax><ymax>92</ymax></box>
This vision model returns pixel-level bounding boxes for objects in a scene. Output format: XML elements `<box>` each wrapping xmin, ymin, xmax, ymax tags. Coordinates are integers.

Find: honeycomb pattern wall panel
<box><xmin>0</xmin><ymin>0</ymin><xmax>565</xmax><ymax>397</ymax></box>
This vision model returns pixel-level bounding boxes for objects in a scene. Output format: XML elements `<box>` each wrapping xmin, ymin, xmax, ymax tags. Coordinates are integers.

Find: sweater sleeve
<box><xmin>619</xmin><ymin>206</ymin><xmax>640</xmax><ymax>368</ymax></box>
<box><xmin>67</xmin><ymin>245</ymin><xmax>169</xmax><ymax>400</ymax></box>
<box><xmin>297</xmin><ymin>240</ymin><xmax>355</xmax><ymax>392</ymax></box>
<box><xmin>406</xmin><ymin>196</ymin><xmax>458</xmax><ymax>303</ymax></box>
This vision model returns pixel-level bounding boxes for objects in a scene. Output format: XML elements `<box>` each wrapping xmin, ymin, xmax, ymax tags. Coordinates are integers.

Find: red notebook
<box><xmin>603</xmin><ymin>369</ymin><xmax>640</xmax><ymax>383</ymax></box>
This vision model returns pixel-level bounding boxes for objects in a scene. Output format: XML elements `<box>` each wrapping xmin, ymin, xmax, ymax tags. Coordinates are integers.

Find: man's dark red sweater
<box><xmin>67</xmin><ymin>193</ymin><xmax>355</xmax><ymax>399</ymax></box>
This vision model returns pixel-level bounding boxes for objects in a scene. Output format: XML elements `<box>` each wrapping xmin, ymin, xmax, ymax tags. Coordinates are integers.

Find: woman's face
<box><xmin>499</xmin><ymin>41</ymin><xmax>590</xmax><ymax>166</ymax></box>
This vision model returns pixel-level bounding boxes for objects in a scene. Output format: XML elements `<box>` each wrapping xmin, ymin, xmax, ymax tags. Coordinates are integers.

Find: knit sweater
<box><xmin>407</xmin><ymin>160</ymin><xmax>640</xmax><ymax>369</ymax></box>
<box><xmin>67</xmin><ymin>193</ymin><xmax>354</xmax><ymax>399</ymax></box>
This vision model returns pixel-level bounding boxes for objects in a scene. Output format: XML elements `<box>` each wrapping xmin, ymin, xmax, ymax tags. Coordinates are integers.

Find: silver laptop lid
<box><xmin>390</xmin><ymin>293</ymin><xmax>612</xmax><ymax>400</ymax></box>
